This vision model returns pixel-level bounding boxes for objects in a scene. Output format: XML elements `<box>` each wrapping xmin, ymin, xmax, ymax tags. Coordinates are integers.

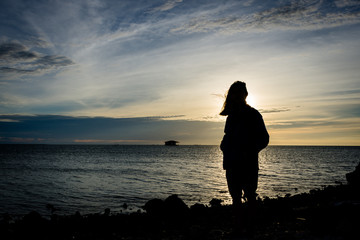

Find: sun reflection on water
<box><xmin>0</xmin><ymin>145</ymin><xmax>358</xmax><ymax>216</ymax></box>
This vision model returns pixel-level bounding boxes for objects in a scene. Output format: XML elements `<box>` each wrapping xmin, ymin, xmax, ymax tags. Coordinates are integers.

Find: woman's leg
<box><xmin>226</xmin><ymin>170</ymin><xmax>245</xmax><ymax>233</ymax></box>
<box><xmin>243</xmin><ymin>169</ymin><xmax>259</xmax><ymax>235</ymax></box>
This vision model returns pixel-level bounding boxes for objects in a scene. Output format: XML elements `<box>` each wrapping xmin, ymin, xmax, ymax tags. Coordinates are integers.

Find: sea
<box><xmin>0</xmin><ymin>145</ymin><xmax>359</xmax><ymax>217</ymax></box>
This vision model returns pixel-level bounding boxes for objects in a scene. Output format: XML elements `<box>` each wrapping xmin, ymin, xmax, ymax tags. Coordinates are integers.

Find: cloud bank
<box><xmin>1</xmin><ymin>111</ymin><xmax>359</xmax><ymax>145</ymax></box>
<box><xmin>0</xmin><ymin>115</ymin><xmax>223</xmax><ymax>145</ymax></box>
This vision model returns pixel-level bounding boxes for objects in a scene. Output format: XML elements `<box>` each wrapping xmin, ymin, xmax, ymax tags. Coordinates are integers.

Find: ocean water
<box><xmin>0</xmin><ymin>145</ymin><xmax>359</xmax><ymax>217</ymax></box>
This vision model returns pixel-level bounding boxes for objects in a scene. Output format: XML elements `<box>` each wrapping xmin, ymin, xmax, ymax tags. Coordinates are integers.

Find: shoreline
<box><xmin>1</xmin><ymin>183</ymin><xmax>359</xmax><ymax>240</ymax></box>
<box><xmin>0</xmin><ymin>180</ymin><xmax>350</xmax><ymax>219</ymax></box>
<box><xmin>2</xmin><ymin>163</ymin><xmax>359</xmax><ymax>239</ymax></box>
<box><xmin>1</xmin><ymin>144</ymin><xmax>360</xmax><ymax>148</ymax></box>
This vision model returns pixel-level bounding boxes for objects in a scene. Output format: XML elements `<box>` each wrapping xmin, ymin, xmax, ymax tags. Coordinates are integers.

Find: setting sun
<box><xmin>0</xmin><ymin>0</ymin><xmax>359</xmax><ymax>146</ymax></box>
<box><xmin>246</xmin><ymin>94</ymin><xmax>256</xmax><ymax>107</ymax></box>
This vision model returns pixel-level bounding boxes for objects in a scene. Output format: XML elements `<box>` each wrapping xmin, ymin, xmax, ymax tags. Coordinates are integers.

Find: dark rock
<box><xmin>144</xmin><ymin>195</ymin><xmax>189</xmax><ymax>220</ymax></box>
<box><xmin>23</xmin><ymin>211</ymin><xmax>42</xmax><ymax>223</ymax></box>
<box><xmin>3</xmin><ymin>176</ymin><xmax>360</xmax><ymax>240</ymax></box>
<box><xmin>209</xmin><ymin>198</ymin><xmax>223</xmax><ymax>207</ymax></box>
<box><xmin>164</xmin><ymin>194</ymin><xmax>189</xmax><ymax>213</ymax></box>
<box><xmin>46</xmin><ymin>203</ymin><xmax>58</xmax><ymax>214</ymax></box>
<box><xmin>1</xmin><ymin>213</ymin><xmax>11</xmax><ymax>224</ymax></box>
<box><xmin>143</xmin><ymin>198</ymin><xmax>165</xmax><ymax>215</ymax></box>
<box><xmin>190</xmin><ymin>203</ymin><xmax>206</xmax><ymax>211</ymax></box>
<box><xmin>346</xmin><ymin>162</ymin><xmax>360</xmax><ymax>186</ymax></box>
<box><xmin>190</xmin><ymin>203</ymin><xmax>207</xmax><ymax>216</ymax></box>
<box><xmin>19</xmin><ymin>211</ymin><xmax>50</xmax><ymax>239</ymax></box>
<box><xmin>104</xmin><ymin>208</ymin><xmax>110</xmax><ymax>216</ymax></box>
<box><xmin>74</xmin><ymin>211</ymin><xmax>81</xmax><ymax>219</ymax></box>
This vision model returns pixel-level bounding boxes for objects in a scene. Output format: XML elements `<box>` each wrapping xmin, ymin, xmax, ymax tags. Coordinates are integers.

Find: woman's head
<box><xmin>220</xmin><ymin>81</ymin><xmax>248</xmax><ymax>116</ymax></box>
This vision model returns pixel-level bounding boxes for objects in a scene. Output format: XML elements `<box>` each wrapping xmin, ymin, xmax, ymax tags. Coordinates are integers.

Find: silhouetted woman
<box><xmin>220</xmin><ymin>81</ymin><xmax>269</xmax><ymax>235</ymax></box>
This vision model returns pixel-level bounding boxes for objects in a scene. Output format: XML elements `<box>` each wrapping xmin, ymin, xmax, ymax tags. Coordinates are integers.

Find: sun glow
<box><xmin>246</xmin><ymin>94</ymin><xmax>256</xmax><ymax>107</ymax></box>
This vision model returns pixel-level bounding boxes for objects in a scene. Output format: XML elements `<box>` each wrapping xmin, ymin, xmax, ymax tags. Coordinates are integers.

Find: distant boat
<box><xmin>164</xmin><ymin>140</ymin><xmax>179</xmax><ymax>146</ymax></box>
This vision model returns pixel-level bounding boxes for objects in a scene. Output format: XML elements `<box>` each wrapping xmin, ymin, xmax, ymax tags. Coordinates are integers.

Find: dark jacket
<box><xmin>220</xmin><ymin>105</ymin><xmax>269</xmax><ymax>170</ymax></box>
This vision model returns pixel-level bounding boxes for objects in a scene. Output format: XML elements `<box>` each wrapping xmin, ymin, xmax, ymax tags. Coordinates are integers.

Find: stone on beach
<box><xmin>1</xmin><ymin>164</ymin><xmax>360</xmax><ymax>239</ymax></box>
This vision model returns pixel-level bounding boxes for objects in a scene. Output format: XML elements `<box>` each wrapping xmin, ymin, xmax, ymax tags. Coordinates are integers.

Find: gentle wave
<box><xmin>0</xmin><ymin>144</ymin><xmax>359</xmax><ymax>216</ymax></box>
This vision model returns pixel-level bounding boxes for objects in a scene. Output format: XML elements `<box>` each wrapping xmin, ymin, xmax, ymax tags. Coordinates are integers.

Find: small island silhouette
<box><xmin>164</xmin><ymin>140</ymin><xmax>178</xmax><ymax>146</ymax></box>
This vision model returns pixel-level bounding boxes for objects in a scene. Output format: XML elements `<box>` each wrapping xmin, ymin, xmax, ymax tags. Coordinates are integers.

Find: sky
<box><xmin>0</xmin><ymin>0</ymin><xmax>359</xmax><ymax>145</ymax></box>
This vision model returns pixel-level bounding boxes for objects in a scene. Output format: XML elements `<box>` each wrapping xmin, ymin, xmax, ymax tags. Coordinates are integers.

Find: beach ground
<box><xmin>1</xmin><ymin>182</ymin><xmax>359</xmax><ymax>240</ymax></box>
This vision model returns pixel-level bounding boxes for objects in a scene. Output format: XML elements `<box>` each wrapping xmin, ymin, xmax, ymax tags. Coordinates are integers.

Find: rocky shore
<box><xmin>1</xmin><ymin>164</ymin><xmax>359</xmax><ymax>240</ymax></box>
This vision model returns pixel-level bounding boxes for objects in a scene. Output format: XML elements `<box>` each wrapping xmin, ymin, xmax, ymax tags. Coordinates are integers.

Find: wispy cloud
<box><xmin>0</xmin><ymin>118</ymin><xmax>20</xmax><ymax>122</ymax></box>
<box><xmin>267</xmin><ymin>119</ymin><xmax>353</xmax><ymax>129</ymax></box>
<box><xmin>334</xmin><ymin>0</ymin><xmax>360</xmax><ymax>8</ymax></box>
<box><xmin>0</xmin><ymin>42</ymin><xmax>38</xmax><ymax>61</ymax></box>
<box><xmin>0</xmin><ymin>136</ymin><xmax>45</xmax><ymax>143</ymax></box>
<box><xmin>259</xmin><ymin>107</ymin><xmax>291</xmax><ymax>114</ymax></box>
<box><xmin>323</xmin><ymin>89</ymin><xmax>360</xmax><ymax>96</ymax></box>
<box><xmin>0</xmin><ymin>42</ymin><xmax>74</xmax><ymax>77</ymax></box>
<box><xmin>172</xmin><ymin>0</ymin><xmax>360</xmax><ymax>33</ymax></box>
<box><xmin>150</xmin><ymin>0</ymin><xmax>183</xmax><ymax>12</ymax></box>
<box><xmin>73</xmin><ymin>139</ymin><xmax>147</xmax><ymax>144</ymax></box>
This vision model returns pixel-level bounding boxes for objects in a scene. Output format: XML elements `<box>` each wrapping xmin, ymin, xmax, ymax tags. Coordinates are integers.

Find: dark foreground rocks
<box><xmin>1</xmin><ymin>163</ymin><xmax>360</xmax><ymax>240</ymax></box>
<box><xmin>1</xmin><ymin>184</ymin><xmax>359</xmax><ymax>240</ymax></box>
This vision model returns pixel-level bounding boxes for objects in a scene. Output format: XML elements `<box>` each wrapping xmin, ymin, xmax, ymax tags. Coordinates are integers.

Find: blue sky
<box><xmin>0</xmin><ymin>0</ymin><xmax>359</xmax><ymax>145</ymax></box>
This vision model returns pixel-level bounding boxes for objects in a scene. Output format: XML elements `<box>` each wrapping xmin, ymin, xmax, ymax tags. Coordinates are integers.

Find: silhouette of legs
<box><xmin>226</xmin><ymin>168</ymin><xmax>258</xmax><ymax>236</ymax></box>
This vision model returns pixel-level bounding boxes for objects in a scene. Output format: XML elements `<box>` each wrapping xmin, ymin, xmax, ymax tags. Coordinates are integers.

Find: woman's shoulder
<box><xmin>228</xmin><ymin>105</ymin><xmax>261</xmax><ymax>118</ymax></box>
<box><xmin>243</xmin><ymin>104</ymin><xmax>258</xmax><ymax>113</ymax></box>
<box><xmin>246</xmin><ymin>105</ymin><xmax>263</xmax><ymax>119</ymax></box>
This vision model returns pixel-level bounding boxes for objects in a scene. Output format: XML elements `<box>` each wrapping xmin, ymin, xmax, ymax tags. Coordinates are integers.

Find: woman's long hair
<box><xmin>220</xmin><ymin>81</ymin><xmax>248</xmax><ymax>116</ymax></box>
